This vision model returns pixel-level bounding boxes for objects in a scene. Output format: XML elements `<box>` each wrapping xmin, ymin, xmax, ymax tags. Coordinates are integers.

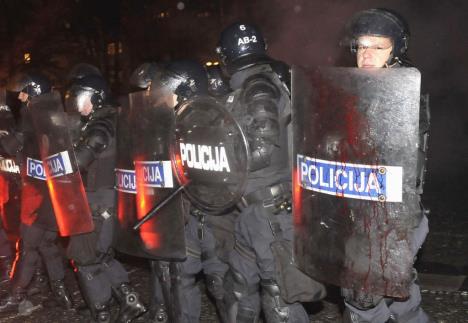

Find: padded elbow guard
<box><xmin>242</xmin><ymin>75</ymin><xmax>281</xmax><ymax>171</ymax></box>
<box><xmin>74</xmin><ymin>128</ymin><xmax>110</xmax><ymax>171</ymax></box>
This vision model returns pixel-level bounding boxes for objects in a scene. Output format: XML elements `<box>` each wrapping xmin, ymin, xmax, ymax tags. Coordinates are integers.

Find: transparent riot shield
<box><xmin>115</xmin><ymin>90</ymin><xmax>186</xmax><ymax>261</ymax></box>
<box><xmin>29</xmin><ymin>92</ymin><xmax>93</xmax><ymax>236</ymax></box>
<box><xmin>292</xmin><ymin>66</ymin><xmax>421</xmax><ymax>297</ymax></box>
<box><xmin>173</xmin><ymin>96</ymin><xmax>249</xmax><ymax>214</ymax></box>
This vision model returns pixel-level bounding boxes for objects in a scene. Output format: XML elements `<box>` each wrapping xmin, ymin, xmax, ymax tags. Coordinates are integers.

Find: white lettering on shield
<box><xmin>179</xmin><ymin>143</ymin><xmax>230</xmax><ymax>173</ymax></box>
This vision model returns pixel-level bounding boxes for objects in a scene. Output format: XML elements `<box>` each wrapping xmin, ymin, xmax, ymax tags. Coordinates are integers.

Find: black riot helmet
<box><xmin>216</xmin><ymin>22</ymin><xmax>270</xmax><ymax>75</ymax></box>
<box><xmin>65</xmin><ymin>74</ymin><xmax>108</xmax><ymax>115</ymax></box>
<box><xmin>67</xmin><ymin>63</ymin><xmax>102</xmax><ymax>81</ymax></box>
<box><xmin>7</xmin><ymin>71</ymin><xmax>51</xmax><ymax>98</ymax></box>
<box><xmin>346</xmin><ymin>8</ymin><xmax>410</xmax><ymax>60</ymax></box>
<box><xmin>154</xmin><ymin>59</ymin><xmax>208</xmax><ymax>102</ymax></box>
<box><xmin>129</xmin><ymin>62</ymin><xmax>159</xmax><ymax>90</ymax></box>
<box><xmin>205</xmin><ymin>64</ymin><xmax>230</xmax><ymax>97</ymax></box>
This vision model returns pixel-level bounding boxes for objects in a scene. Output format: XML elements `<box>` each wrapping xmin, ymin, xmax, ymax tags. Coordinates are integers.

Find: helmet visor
<box><xmin>65</xmin><ymin>88</ymin><xmax>94</xmax><ymax>115</ymax></box>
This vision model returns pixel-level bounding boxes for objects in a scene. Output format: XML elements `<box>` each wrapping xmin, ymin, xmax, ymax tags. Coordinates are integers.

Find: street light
<box><xmin>24</xmin><ymin>53</ymin><xmax>31</xmax><ymax>64</ymax></box>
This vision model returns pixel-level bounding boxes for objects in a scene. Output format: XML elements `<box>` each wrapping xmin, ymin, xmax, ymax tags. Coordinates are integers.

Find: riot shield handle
<box><xmin>133</xmin><ymin>183</ymin><xmax>188</xmax><ymax>231</ymax></box>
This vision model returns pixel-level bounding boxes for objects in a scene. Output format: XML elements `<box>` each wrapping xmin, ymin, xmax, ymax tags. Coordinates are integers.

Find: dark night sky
<box><xmin>0</xmin><ymin>0</ymin><xmax>467</xmax><ymax>211</ymax></box>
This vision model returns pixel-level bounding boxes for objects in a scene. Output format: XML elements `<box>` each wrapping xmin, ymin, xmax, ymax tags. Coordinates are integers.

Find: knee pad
<box><xmin>260</xmin><ymin>279</ymin><xmax>289</xmax><ymax>323</ymax></box>
<box><xmin>205</xmin><ymin>273</ymin><xmax>224</xmax><ymax>300</ymax></box>
<box><xmin>224</xmin><ymin>268</ymin><xmax>258</xmax><ymax>303</ymax></box>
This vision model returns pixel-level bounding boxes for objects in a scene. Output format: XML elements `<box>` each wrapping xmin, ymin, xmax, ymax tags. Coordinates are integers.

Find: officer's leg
<box><xmin>174</xmin><ymin>259</ymin><xmax>202</xmax><ymax>323</ymax></box>
<box><xmin>177</xmin><ymin>216</ymin><xmax>205</xmax><ymax>323</ymax></box>
<box><xmin>252</xmin><ymin>204</ymin><xmax>309</xmax><ymax>323</ymax></box>
<box><xmin>11</xmin><ymin>224</ymin><xmax>41</xmax><ymax>288</ymax></box>
<box><xmin>198</xmin><ymin>214</ymin><xmax>229</xmax><ymax>322</ymax></box>
<box><xmin>0</xmin><ymin>224</ymin><xmax>41</xmax><ymax>313</ymax></box>
<box><xmin>388</xmin><ymin>215</ymin><xmax>431</xmax><ymax>323</ymax></box>
<box><xmin>150</xmin><ymin>258</ymin><xmax>201</xmax><ymax>323</ymax></box>
<box><xmin>76</xmin><ymin>262</ymin><xmax>112</xmax><ymax>322</ymax></box>
<box><xmin>150</xmin><ymin>261</ymin><xmax>173</xmax><ymax>322</ymax></box>
<box><xmin>0</xmin><ymin>226</ymin><xmax>13</xmax><ymax>284</ymax></box>
<box><xmin>38</xmin><ymin>229</ymin><xmax>72</xmax><ymax>309</ymax></box>
<box><xmin>95</xmin><ymin>210</ymin><xmax>146</xmax><ymax>322</ymax></box>
<box><xmin>224</xmin><ymin>267</ymin><xmax>260</xmax><ymax>323</ymax></box>
<box><xmin>149</xmin><ymin>260</ymin><xmax>169</xmax><ymax>322</ymax></box>
<box><xmin>342</xmin><ymin>288</ymin><xmax>391</xmax><ymax>323</ymax></box>
<box><xmin>388</xmin><ymin>277</ymin><xmax>431</xmax><ymax>323</ymax></box>
<box><xmin>224</xmin><ymin>206</ymin><xmax>261</xmax><ymax>323</ymax></box>
<box><xmin>150</xmin><ymin>215</ymin><xmax>203</xmax><ymax>323</ymax></box>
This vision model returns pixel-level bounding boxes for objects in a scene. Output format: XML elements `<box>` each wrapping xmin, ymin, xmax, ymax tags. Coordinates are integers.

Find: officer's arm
<box><xmin>242</xmin><ymin>74</ymin><xmax>281</xmax><ymax>171</ymax></box>
<box><xmin>75</xmin><ymin>122</ymin><xmax>113</xmax><ymax>171</ymax></box>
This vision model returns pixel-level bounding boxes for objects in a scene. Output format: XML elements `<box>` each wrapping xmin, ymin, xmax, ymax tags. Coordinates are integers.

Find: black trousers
<box><xmin>12</xmin><ymin>223</ymin><xmax>64</xmax><ymax>289</ymax></box>
<box><xmin>74</xmin><ymin>212</ymin><xmax>128</xmax><ymax>309</ymax></box>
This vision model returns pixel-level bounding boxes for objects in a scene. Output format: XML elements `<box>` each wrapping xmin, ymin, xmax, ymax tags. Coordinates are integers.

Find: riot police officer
<box><xmin>217</xmin><ymin>22</ymin><xmax>323</xmax><ymax>323</ymax></box>
<box><xmin>341</xmin><ymin>8</ymin><xmax>432</xmax><ymax>323</ymax></box>
<box><xmin>65</xmin><ymin>70</ymin><xmax>146</xmax><ymax>323</ymax></box>
<box><xmin>0</xmin><ymin>71</ymin><xmax>72</xmax><ymax>313</ymax></box>
<box><xmin>131</xmin><ymin>59</ymin><xmax>230</xmax><ymax>323</ymax></box>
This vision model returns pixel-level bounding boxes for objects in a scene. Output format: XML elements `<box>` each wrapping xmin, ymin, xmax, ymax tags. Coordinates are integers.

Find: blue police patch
<box><xmin>115</xmin><ymin>168</ymin><xmax>136</xmax><ymax>194</ymax></box>
<box><xmin>26</xmin><ymin>157</ymin><xmax>46</xmax><ymax>180</ymax></box>
<box><xmin>134</xmin><ymin>161</ymin><xmax>173</xmax><ymax>188</ymax></box>
<box><xmin>297</xmin><ymin>154</ymin><xmax>402</xmax><ymax>202</ymax></box>
<box><xmin>44</xmin><ymin>151</ymin><xmax>73</xmax><ymax>178</ymax></box>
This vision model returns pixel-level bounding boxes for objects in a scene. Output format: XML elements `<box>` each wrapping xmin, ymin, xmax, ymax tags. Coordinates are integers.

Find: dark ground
<box><xmin>0</xmin><ymin>258</ymin><xmax>466</xmax><ymax>323</ymax></box>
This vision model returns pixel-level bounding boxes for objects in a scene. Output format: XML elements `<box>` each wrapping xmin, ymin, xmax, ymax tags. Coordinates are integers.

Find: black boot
<box><xmin>50</xmin><ymin>279</ymin><xmax>73</xmax><ymax>310</ymax></box>
<box><xmin>0</xmin><ymin>286</ymin><xmax>35</xmax><ymax>314</ymax></box>
<box><xmin>113</xmin><ymin>283</ymin><xmax>147</xmax><ymax>323</ymax></box>
<box><xmin>0</xmin><ymin>256</ymin><xmax>13</xmax><ymax>284</ymax></box>
<box><xmin>150</xmin><ymin>304</ymin><xmax>169</xmax><ymax>323</ymax></box>
<box><xmin>93</xmin><ymin>303</ymin><xmax>111</xmax><ymax>323</ymax></box>
<box><xmin>27</xmin><ymin>266</ymin><xmax>48</xmax><ymax>296</ymax></box>
<box><xmin>94</xmin><ymin>305</ymin><xmax>111</xmax><ymax>323</ymax></box>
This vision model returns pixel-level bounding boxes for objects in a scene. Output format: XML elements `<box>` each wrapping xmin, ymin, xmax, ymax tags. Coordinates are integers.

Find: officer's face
<box><xmin>77</xmin><ymin>93</ymin><xmax>93</xmax><ymax>116</ymax></box>
<box><xmin>18</xmin><ymin>92</ymin><xmax>28</xmax><ymax>103</ymax></box>
<box><xmin>356</xmin><ymin>35</ymin><xmax>393</xmax><ymax>68</ymax></box>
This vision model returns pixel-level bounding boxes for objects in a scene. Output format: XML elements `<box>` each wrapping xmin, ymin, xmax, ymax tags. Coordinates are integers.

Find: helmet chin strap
<box><xmin>385</xmin><ymin>50</ymin><xmax>399</xmax><ymax>68</ymax></box>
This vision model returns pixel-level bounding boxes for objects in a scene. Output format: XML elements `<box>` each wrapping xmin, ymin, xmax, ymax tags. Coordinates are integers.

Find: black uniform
<box><xmin>341</xmin><ymin>9</ymin><xmax>431</xmax><ymax>323</ymax></box>
<box><xmin>0</xmin><ymin>101</ymin><xmax>70</xmax><ymax>313</ymax></box>
<box><xmin>139</xmin><ymin>60</ymin><xmax>229</xmax><ymax>323</ymax></box>
<box><xmin>70</xmin><ymin>105</ymin><xmax>144</xmax><ymax>322</ymax></box>
<box><xmin>66</xmin><ymin>71</ymin><xmax>146</xmax><ymax>323</ymax></box>
<box><xmin>216</xmin><ymin>22</ymin><xmax>325</xmax><ymax>323</ymax></box>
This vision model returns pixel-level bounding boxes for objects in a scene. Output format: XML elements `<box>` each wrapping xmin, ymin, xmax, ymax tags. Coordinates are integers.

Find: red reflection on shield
<box><xmin>20</xmin><ymin>183</ymin><xmax>41</xmax><ymax>226</ymax></box>
<box><xmin>0</xmin><ymin>175</ymin><xmax>9</xmax><ymax>225</ymax></box>
<box><xmin>45</xmin><ymin>172</ymin><xmax>94</xmax><ymax>236</ymax></box>
<box><xmin>172</xmin><ymin>152</ymin><xmax>189</xmax><ymax>186</ymax></box>
<box><xmin>134</xmin><ymin>158</ymin><xmax>161</xmax><ymax>250</ymax></box>
<box><xmin>292</xmin><ymin>167</ymin><xmax>303</xmax><ymax>226</ymax></box>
